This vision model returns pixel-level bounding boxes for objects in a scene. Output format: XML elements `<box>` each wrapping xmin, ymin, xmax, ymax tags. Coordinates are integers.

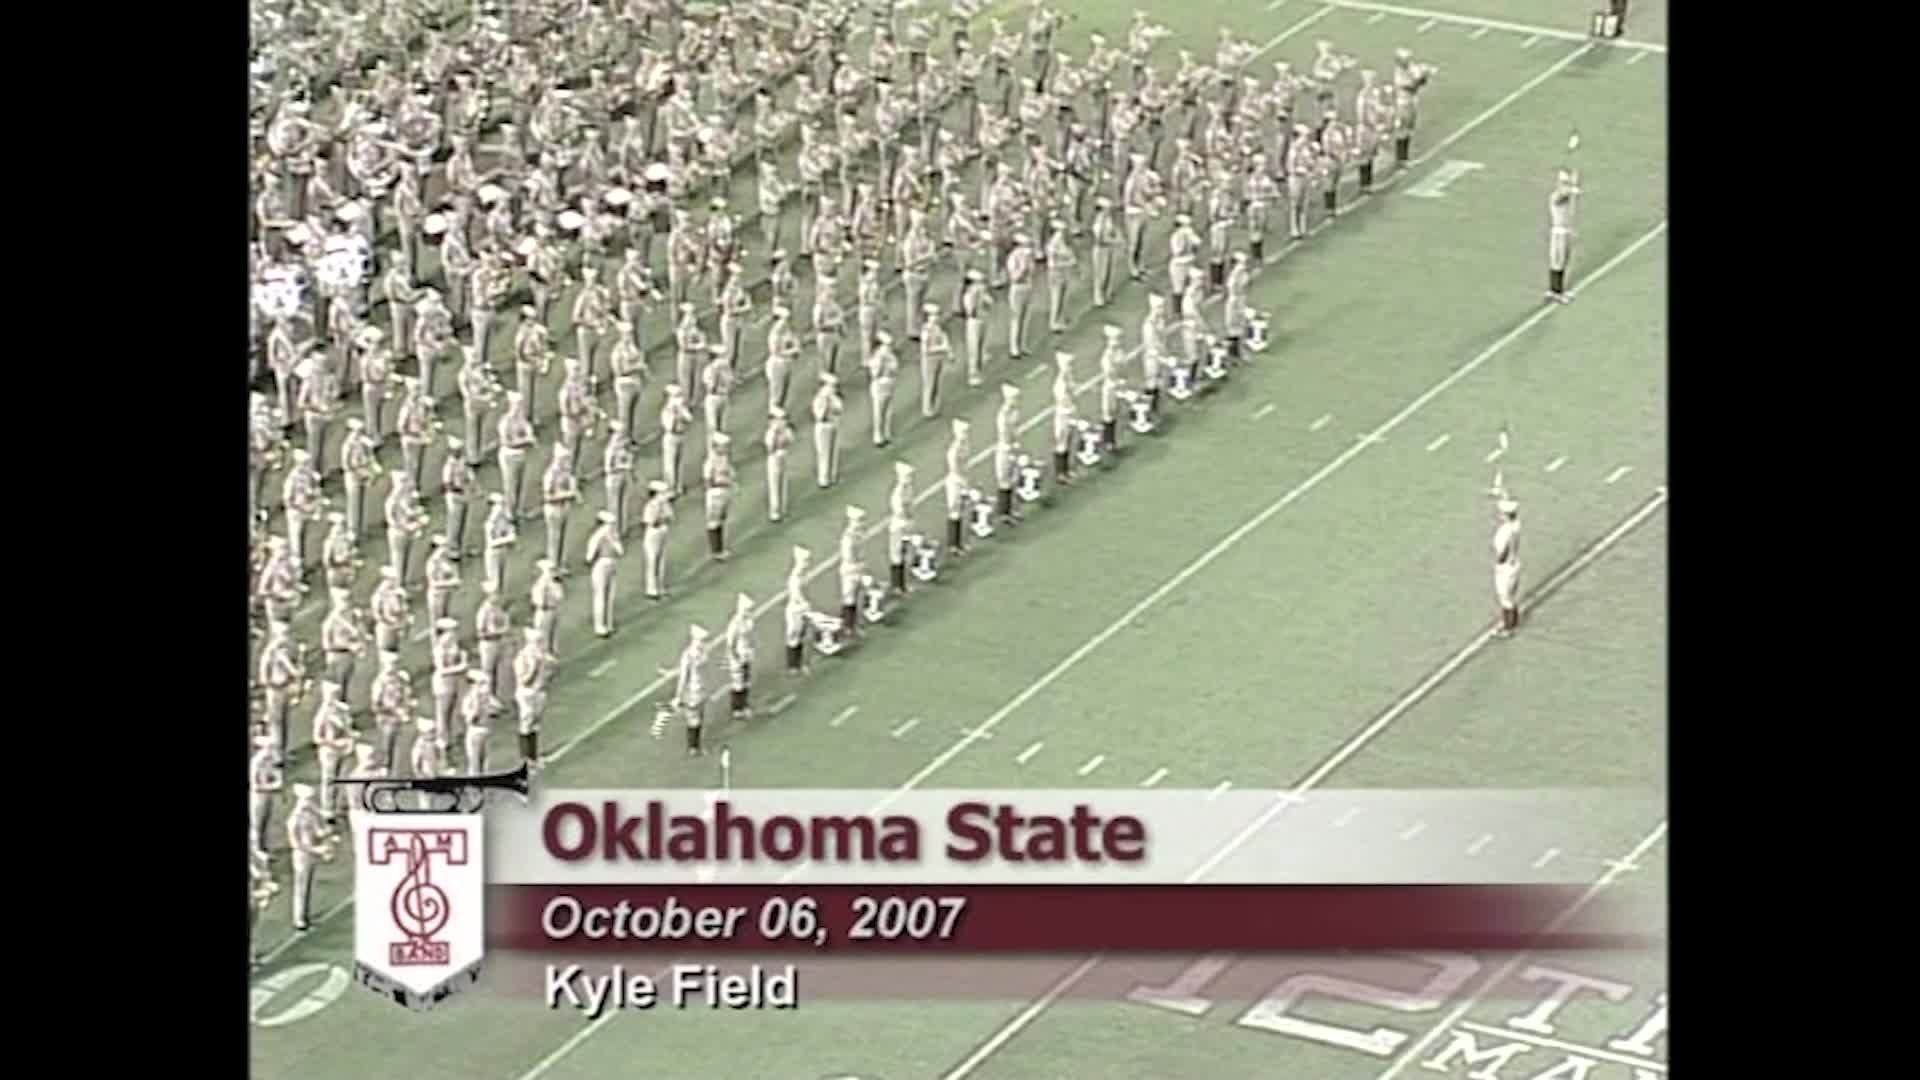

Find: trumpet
<box><xmin>359</xmin><ymin>761</ymin><xmax>532</xmax><ymax>814</ymax></box>
<box><xmin>252</xmin><ymin>878</ymin><xmax>282</xmax><ymax>911</ymax></box>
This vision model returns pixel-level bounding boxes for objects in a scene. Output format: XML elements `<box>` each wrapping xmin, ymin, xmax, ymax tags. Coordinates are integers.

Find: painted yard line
<box><xmin>1606</xmin><ymin>465</ymin><xmax>1633</xmax><ymax>485</ymax></box>
<box><xmin>1334</xmin><ymin>808</ymin><xmax>1361</xmax><ymax>827</ymax></box>
<box><xmin>589</xmin><ymin>658</ymin><xmax>617</xmax><ymax>677</ymax></box>
<box><xmin>1425</xmin><ymin>433</ymin><xmax>1451</xmax><ymax>452</ymax></box>
<box><xmin>1533</xmin><ymin>847</ymin><xmax>1562</xmax><ymax>869</ymax></box>
<box><xmin>1309</xmin><ymin>413</ymin><xmax>1333</xmax><ymax>431</ymax></box>
<box><xmin>1455</xmin><ymin>1023</ymin><xmax>1669</xmax><ymax>1074</ymax></box>
<box><xmin>1468</xmin><ymin>25</ymin><xmax>1489</xmax><ymax>39</ymax></box>
<box><xmin>1521</xmin><ymin>34</ymin><xmax>1540</xmax><ymax>48</ymax></box>
<box><xmin>829</xmin><ymin>704</ymin><xmax>859</xmax><ymax>727</ymax></box>
<box><xmin>1415</xmin><ymin>42</ymin><xmax>1599</xmax><ymax>165</ymax></box>
<box><xmin>1466</xmin><ymin>833</ymin><xmax>1493</xmax><ymax>856</ymax></box>
<box><xmin>1416</xmin><ymin>17</ymin><xmax>1436</xmax><ymax>32</ymax></box>
<box><xmin>1139</xmin><ymin>767</ymin><xmax>1169</xmax><ymax>788</ymax></box>
<box><xmin>1376</xmin><ymin>822</ymin><xmax>1669</xmax><ymax>1079</ymax></box>
<box><xmin>943</xmin><ymin>489</ymin><xmax>1671</xmax><ymax>1079</ymax></box>
<box><xmin>1399</xmin><ymin>821</ymin><xmax>1428</xmax><ymax>841</ymax></box>
<box><xmin>1076</xmin><ymin>754</ymin><xmax>1107</xmax><ymax>777</ymax></box>
<box><xmin>1545</xmin><ymin>455</ymin><xmax>1568</xmax><ymax>473</ymax></box>
<box><xmin>1015</xmin><ymin>740</ymin><xmax>1045</xmax><ymax>765</ymax></box>
<box><xmin>1322</xmin><ymin>1</ymin><xmax>1669</xmax><ymax>53</ymax></box>
<box><xmin>955</xmin><ymin>724</ymin><xmax>995</xmax><ymax>745</ymax></box>
<box><xmin>889</xmin><ymin>717</ymin><xmax>921</xmax><ymax>739</ymax></box>
<box><xmin>1252</xmin><ymin>403</ymin><xmax>1277</xmax><ymax>420</ymax></box>
<box><xmin>1207</xmin><ymin>780</ymin><xmax>1234</xmax><ymax>801</ymax></box>
<box><xmin>1258</xmin><ymin>5</ymin><xmax>1336</xmax><ymax>54</ymax></box>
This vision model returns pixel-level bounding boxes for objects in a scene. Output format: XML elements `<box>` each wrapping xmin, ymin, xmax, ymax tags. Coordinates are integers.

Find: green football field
<box><xmin>250</xmin><ymin>1</ymin><xmax>1669</xmax><ymax>1076</ymax></box>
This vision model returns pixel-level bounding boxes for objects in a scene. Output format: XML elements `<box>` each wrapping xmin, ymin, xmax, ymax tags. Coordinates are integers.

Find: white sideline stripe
<box><xmin>942</xmin><ymin>488</ymin><xmax>1670</xmax><ymax>1079</ymax></box>
<box><xmin>1207</xmin><ymin>780</ymin><xmax>1234</xmax><ymax>801</ymax></box>
<box><xmin>767</xmin><ymin>693</ymin><xmax>797</xmax><ymax>715</ymax></box>
<box><xmin>1322</xmin><ymin>0</ymin><xmax>1669</xmax><ymax>53</ymax></box>
<box><xmin>1375</xmin><ymin>823</ymin><xmax>1669</xmax><ymax>1079</ymax></box>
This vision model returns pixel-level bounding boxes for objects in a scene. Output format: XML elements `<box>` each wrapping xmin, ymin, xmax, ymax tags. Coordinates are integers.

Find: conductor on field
<box><xmin>1547</xmin><ymin>164</ymin><xmax>1581</xmax><ymax>303</ymax></box>
<box><xmin>1493</xmin><ymin>495</ymin><xmax>1523</xmax><ymax>636</ymax></box>
<box><xmin>675</xmin><ymin>624</ymin><xmax>710</xmax><ymax>756</ymax></box>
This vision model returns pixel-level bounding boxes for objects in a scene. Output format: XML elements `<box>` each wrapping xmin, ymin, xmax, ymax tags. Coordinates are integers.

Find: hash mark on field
<box><xmin>890</xmin><ymin>717</ymin><xmax>921</xmax><ymax>738</ymax></box>
<box><xmin>768</xmin><ymin>693</ymin><xmax>797</xmax><ymax>715</ymax></box>
<box><xmin>1016</xmin><ymin>740</ymin><xmax>1045</xmax><ymax>764</ymax></box>
<box><xmin>1400</xmin><ymin>821</ymin><xmax>1428</xmax><ymax>841</ymax></box>
<box><xmin>1485</xmin><ymin>446</ymin><xmax>1505</xmax><ymax>463</ymax></box>
<box><xmin>1368</xmin><ymin>11</ymin><xmax>1387</xmax><ymax>22</ymax></box>
<box><xmin>1253</xmin><ymin>403</ymin><xmax>1276</xmax><ymax>420</ymax></box>
<box><xmin>1522</xmin><ymin>34</ymin><xmax>1541</xmax><ymax>48</ymax></box>
<box><xmin>1310</xmin><ymin>413</ymin><xmax>1332</xmax><ymax>431</ymax></box>
<box><xmin>1076</xmin><ymin>754</ymin><xmax>1107</xmax><ymax>777</ymax></box>
<box><xmin>1627</xmin><ymin>49</ymin><xmax>1650</xmax><ymax>64</ymax></box>
<box><xmin>411</xmin><ymin>626</ymin><xmax>431</xmax><ymax>643</ymax></box>
<box><xmin>1207</xmin><ymin>780</ymin><xmax>1234</xmax><ymax>801</ymax></box>
<box><xmin>1140</xmin><ymin>767</ymin><xmax>1169</xmax><ymax>788</ymax></box>
<box><xmin>1027</xmin><ymin>363</ymin><xmax>1047</xmax><ymax>380</ymax></box>
<box><xmin>296</xmin><ymin>599</ymin><xmax>323</xmax><ymax>618</ymax></box>
<box><xmin>1334</xmin><ymin>808</ymin><xmax>1361</xmax><ymax>827</ymax></box>
<box><xmin>1545</xmin><ymin>455</ymin><xmax>1568</xmax><ymax>473</ymax></box>
<box><xmin>1467</xmin><ymin>833</ymin><xmax>1494</xmax><ymax>856</ymax></box>
<box><xmin>1469</xmin><ymin>26</ymin><xmax>1490</xmax><ymax>38</ymax></box>
<box><xmin>1426</xmin><ymin>433</ymin><xmax>1451</xmax><ymax>452</ymax></box>
<box><xmin>830</xmin><ymin>705</ymin><xmax>858</xmax><ymax>727</ymax></box>
<box><xmin>590</xmin><ymin>658</ymin><xmax>617</xmax><ymax>677</ymax></box>
<box><xmin>1606</xmin><ymin>465</ymin><xmax>1633</xmax><ymax>485</ymax></box>
<box><xmin>1533</xmin><ymin>847</ymin><xmax>1562</xmax><ymax>869</ymax></box>
<box><xmin>1416</xmin><ymin>17</ymin><xmax>1436</xmax><ymax>32</ymax></box>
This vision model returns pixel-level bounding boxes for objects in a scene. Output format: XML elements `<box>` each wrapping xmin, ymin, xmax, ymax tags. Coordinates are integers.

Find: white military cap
<box><xmin>923</xmin><ymin>302</ymin><xmax>939</xmax><ymax>315</ymax></box>
<box><xmin>378</xmin><ymin>649</ymin><xmax>400</xmax><ymax>666</ymax></box>
<box><xmin>328</xmin><ymin>510</ymin><xmax>347</xmax><ymax>523</ymax></box>
<box><xmin>895</xmin><ymin>461</ymin><xmax>914</xmax><ymax>480</ymax></box>
<box><xmin>1395</xmin><ymin>47</ymin><xmax>1414</xmax><ymax>61</ymax></box>
<box><xmin>536</xmin><ymin>558</ymin><xmax>555</xmax><ymax>572</ymax></box>
<box><xmin>480</xmin><ymin>578</ymin><xmax>498</xmax><ymax>595</ymax></box>
<box><xmin>380</xmin><ymin>566</ymin><xmax>399</xmax><ymax>579</ymax></box>
<box><xmin>291</xmin><ymin>447</ymin><xmax>310</xmax><ymax>461</ymax></box>
<box><xmin>415</xmin><ymin>717</ymin><xmax>435</xmax><ymax>733</ymax></box>
<box><xmin>597</xmin><ymin>510</ymin><xmax>615</xmax><ymax>524</ymax></box>
<box><xmin>446</xmin><ymin>436</ymin><xmax>463</xmax><ymax>449</ymax></box>
<box><xmin>489</xmin><ymin>492</ymin><xmax>506</xmax><ymax>505</ymax></box>
<box><xmin>524</xmin><ymin>627</ymin><xmax>542</xmax><ymax>641</ymax></box>
<box><xmin>467</xmin><ymin>668</ymin><xmax>490</xmax><ymax>682</ymax></box>
<box><xmin>768</xmin><ymin>405</ymin><xmax>787</xmax><ymax>420</ymax></box>
<box><xmin>1104</xmin><ymin>324</ymin><xmax>1123</xmax><ymax>338</ymax></box>
<box><xmin>292</xmin><ymin>783</ymin><xmax>317</xmax><ymax>801</ymax></box>
<box><xmin>435</xmin><ymin>617</ymin><xmax>457</xmax><ymax>632</ymax></box>
<box><xmin>253</xmin><ymin>731</ymin><xmax>276</xmax><ymax>748</ymax></box>
<box><xmin>820</xmin><ymin>372</ymin><xmax>839</xmax><ymax>385</ymax></box>
<box><xmin>647</xmin><ymin>479</ymin><xmax>668</xmax><ymax>493</ymax></box>
<box><xmin>329</xmin><ymin>586</ymin><xmax>350</xmax><ymax>601</ymax></box>
<box><xmin>875</xmin><ymin>330</ymin><xmax>892</xmax><ymax>345</ymax></box>
<box><xmin>846</xmin><ymin>506</ymin><xmax>866</xmax><ymax>522</ymax></box>
<box><xmin>711</xmin><ymin>432</ymin><xmax>731</xmax><ymax>446</ymax></box>
<box><xmin>352</xmin><ymin>743</ymin><xmax>378</xmax><ymax>763</ymax></box>
<box><xmin>1055</xmin><ymin>352</ymin><xmax>1074</xmax><ymax>371</ymax></box>
<box><xmin>666</xmin><ymin>383</ymin><xmax>684</xmax><ymax>397</ymax></box>
<box><xmin>951</xmin><ymin>418</ymin><xmax>969</xmax><ymax>437</ymax></box>
<box><xmin>737</xmin><ymin>592</ymin><xmax>753</xmax><ymax>613</ymax></box>
<box><xmin>431</xmin><ymin>534</ymin><xmax>448</xmax><ymax>547</ymax></box>
<box><xmin>1497</xmin><ymin>498</ymin><xmax>1520</xmax><ymax>515</ymax></box>
<box><xmin>689</xmin><ymin>624</ymin><xmax>709</xmax><ymax>641</ymax></box>
<box><xmin>1002</xmin><ymin>383</ymin><xmax>1020</xmax><ymax>401</ymax></box>
<box><xmin>792</xmin><ymin>545</ymin><xmax>811</xmax><ymax>563</ymax></box>
<box><xmin>345</xmin><ymin>417</ymin><xmax>363</xmax><ymax>430</ymax></box>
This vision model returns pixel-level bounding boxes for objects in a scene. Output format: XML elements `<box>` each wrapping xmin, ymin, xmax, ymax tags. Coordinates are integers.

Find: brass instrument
<box><xmin>359</xmin><ymin>761</ymin><xmax>532</xmax><ymax>814</ymax></box>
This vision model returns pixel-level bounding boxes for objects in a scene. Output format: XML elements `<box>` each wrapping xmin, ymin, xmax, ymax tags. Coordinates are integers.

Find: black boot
<box><xmin>841</xmin><ymin>603</ymin><xmax>858</xmax><ymax>636</ymax></box>
<box><xmin>997</xmin><ymin>487</ymin><xmax>1014</xmax><ymax>518</ymax></box>
<box><xmin>1549</xmin><ymin>269</ymin><xmax>1565</xmax><ymax>296</ymax></box>
<box><xmin>1148</xmin><ymin>387</ymin><xmax>1161</xmax><ymax>415</ymax></box>
<box><xmin>1250</xmin><ymin>237</ymin><xmax>1264</xmax><ymax>261</ymax></box>
<box><xmin>891</xmin><ymin>561</ymin><xmax>908</xmax><ymax>591</ymax></box>
<box><xmin>1054</xmin><ymin>450</ymin><xmax>1071</xmax><ymax>483</ymax></box>
<box><xmin>1103</xmin><ymin>419</ymin><xmax>1118</xmax><ymax>447</ymax></box>
<box><xmin>1228</xmin><ymin>337</ymin><xmax>1242</xmax><ymax>360</ymax></box>
<box><xmin>1358</xmin><ymin>162</ymin><xmax>1374</xmax><ymax>192</ymax></box>
<box><xmin>1395</xmin><ymin>137</ymin><xmax>1411</xmax><ymax>165</ymax></box>
<box><xmin>1323</xmin><ymin>189</ymin><xmax>1337</xmax><ymax>214</ymax></box>
<box><xmin>786</xmin><ymin>642</ymin><xmax>804</xmax><ymax>672</ymax></box>
<box><xmin>685</xmin><ymin>721</ymin><xmax>702</xmax><ymax>754</ymax></box>
<box><xmin>730</xmin><ymin>687</ymin><xmax>748</xmax><ymax>715</ymax></box>
<box><xmin>708</xmin><ymin>526</ymin><xmax>726</xmax><ymax>558</ymax></box>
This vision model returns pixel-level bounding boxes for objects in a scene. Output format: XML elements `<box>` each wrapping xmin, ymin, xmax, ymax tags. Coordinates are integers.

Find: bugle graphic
<box><xmin>359</xmin><ymin>761</ymin><xmax>531</xmax><ymax>815</ymax></box>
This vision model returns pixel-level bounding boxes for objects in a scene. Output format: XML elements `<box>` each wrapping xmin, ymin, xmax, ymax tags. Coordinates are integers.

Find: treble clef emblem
<box><xmin>391</xmin><ymin>833</ymin><xmax>450</xmax><ymax>943</ymax></box>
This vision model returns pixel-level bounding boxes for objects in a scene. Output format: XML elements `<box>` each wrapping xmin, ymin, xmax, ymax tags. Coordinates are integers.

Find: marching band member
<box><xmin>1045</xmin><ymin>217</ymin><xmax>1077</xmax><ymax>331</ymax></box>
<box><xmin>513</xmin><ymin>305</ymin><xmax>551</xmax><ymax>404</ymax></box>
<box><xmin>556</xmin><ymin>357</ymin><xmax>595</xmax><ymax>473</ymax></box>
<box><xmin>995</xmin><ymin>383</ymin><xmax>1024</xmax><ymax>523</ymax></box>
<box><xmin>369</xmin><ymin>564</ymin><xmax>409</xmax><ymax>656</ymax></box>
<box><xmin>286</xmin><ymin>783</ymin><xmax>333</xmax><ymax>933</ymax></box>
<box><xmin>342</xmin><ymin>742</ymin><xmax>382</xmax><ymax>835</ymax></box>
<box><xmin>640</xmin><ymin>480</ymin><xmax>674</xmax><ymax>601</ymax></box>
<box><xmin>856</xmin><ymin>258</ymin><xmax>884</xmax><ymax>362</ymax></box>
<box><xmin>495</xmin><ymin>390</ymin><xmax>536</xmax><ymax>522</ymax></box>
<box><xmin>1224</xmin><ymin>252</ymin><xmax>1252</xmax><ymax>358</ymax></box>
<box><xmin>960</xmin><ymin>269</ymin><xmax>990</xmax><ymax>387</ymax></box>
<box><xmin>1141</xmin><ymin>293</ymin><xmax>1170</xmax><ymax>415</ymax></box>
<box><xmin>319</xmin><ymin>585</ymin><xmax>365</xmax><ymax>697</ymax></box>
<box><xmin>542</xmin><ymin>442</ymin><xmax>581</xmax><ymax>571</ymax></box>
<box><xmin>812</xmin><ymin>373</ymin><xmax>845</xmax><ymax>487</ymax></box>
<box><xmin>513</xmin><ymin>626</ymin><xmax>554</xmax><ymax>769</ymax></box>
<box><xmin>1547</xmin><ymin>167</ymin><xmax>1580</xmax><ymax>303</ymax></box>
<box><xmin>1355</xmin><ymin>70</ymin><xmax>1389</xmax><ymax>195</ymax></box>
<box><xmin>455</xmin><ymin>350</ymin><xmax>497</xmax><ymax>471</ymax></box>
<box><xmin>1245</xmin><ymin>158</ymin><xmax>1278</xmax><ymax>260</ymax></box>
<box><xmin>258</xmin><ymin>621</ymin><xmax>304</xmax><ymax>766</ymax></box>
<box><xmin>408</xmin><ymin>715</ymin><xmax>445</xmax><ymax>802</ymax></box>
<box><xmin>1099</xmin><ymin>325</ymin><xmax>1127</xmax><ymax>449</ymax></box>
<box><xmin>1005</xmin><ymin>232</ymin><xmax>1035</xmax><ymax>360</ymax></box>
<box><xmin>944</xmin><ymin>419</ymin><xmax>972</xmax><ymax>555</ymax></box>
<box><xmin>862</xmin><ymin>331</ymin><xmax>899</xmax><ymax>448</ymax></box>
<box><xmin>784</xmin><ymin>546</ymin><xmax>815</xmax><ymax>674</ymax></box>
<box><xmin>442</xmin><ymin>435</ymin><xmax>477</xmax><ymax>555</ymax></box>
<box><xmin>660</xmin><ymin>384</ymin><xmax>693</xmax><ymax>498</ymax></box>
<box><xmin>1320</xmin><ymin>109</ymin><xmax>1352</xmax><ymax>218</ymax></box>
<box><xmin>838</xmin><ymin>507</ymin><xmax>867</xmax><ymax>639</ymax></box>
<box><xmin>573</xmin><ymin>264</ymin><xmax>614</xmax><ymax>383</ymax></box>
<box><xmin>425</xmin><ymin>535</ymin><xmax>461</xmax><ymax>625</ymax></box>
<box><xmin>888</xmin><ymin>462</ymin><xmax>916</xmax><ymax>592</ymax></box>
<box><xmin>610</xmin><ymin>318</ymin><xmax>650</xmax><ymax>440</ymax></box>
<box><xmin>764</xmin><ymin>305</ymin><xmax>800</xmax><ymax>412</ymax></box>
<box><xmin>411</xmin><ymin>289</ymin><xmax>455</xmax><ymax>400</ymax></box>
<box><xmin>814</xmin><ymin>281</ymin><xmax>847</xmax><ymax>377</ymax></box>
<box><xmin>725</xmin><ymin>593</ymin><xmax>756</xmax><ymax>719</ymax></box>
<box><xmin>312</xmin><ymin>692</ymin><xmax>355</xmax><ymax>825</ymax></box>
<box><xmin>380</xmin><ymin>255</ymin><xmax>418</xmax><ymax>370</ymax></box>
<box><xmin>383</xmin><ymin>471</ymin><xmax>428</xmax><ymax>583</ymax></box>
<box><xmin>249</xmin><ymin>731</ymin><xmax>282</xmax><ymax>858</ymax></box>
<box><xmin>602</xmin><ymin>419</ymin><xmax>636</xmax><ymax>536</ymax></box>
<box><xmin>530</xmin><ymin>557</ymin><xmax>564</xmax><ymax>656</ymax></box>
<box><xmin>1166</xmin><ymin>213</ymin><xmax>1200</xmax><ymax>313</ymax></box>
<box><xmin>1391</xmin><ymin>48</ymin><xmax>1436</xmax><ymax>167</ymax></box>
<box><xmin>582</xmin><ymin>507</ymin><xmax>624</xmax><ymax>640</ymax></box>
<box><xmin>1089</xmin><ymin>197</ymin><xmax>1120</xmax><ymax>307</ymax></box>
<box><xmin>460</xmin><ymin>668</ymin><xmax>498</xmax><ymax>774</ymax></box>
<box><xmin>901</xmin><ymin>208</ymin><xmax>937</xmax><ymax>342</ymax></box>
<box><xmin>297</xmin><ymin>345</ymin><xmax>340</xmax><ymax>466</ymax></box>
<box><xmin>1052</xmin><ymin>351</ymin><xmax>1078</xmax><ymax>484</ymax></box>
<box><xmin>474</xmin><ymin>578</ymin><xmax>511</xmax><ymax>699</ymax></box>
<box><xmin>395</xmin><ymin>376</ymin><xmax>435</xmax><ymax>494</ymax></box>
<box><xmin>701</xmin><ymin>344</ymin><xmax>734</xmax><ymax>435</ymax></box>
<box><xmin>429</xmin><ymin>616</ymin><xmax>467</xmax><ymax>754</ymax></box>
<box><xmin>277</xmin><ymin>448</ymin><xmax>322</xmax><ymax>581</ymax></box>
<box><xmin>370</xmin><ymin>648</ymin><xmax>411</xmax><ymax>769</ymax></box>
<box><xmin>339</xmin><ymin>417</ymin><xmax>380</xmax><ymax>542</ymax></box>
<box><xmin>1286</xmin><ymin>125</ymin><xmax>1318</xmax><ymax>240</ymax></box>
<box><xmin>703</xmin><ymin>432</ymin><xmax>737</xmax><ymax>561</ymax></box>
<box><xmin>675</xmin><ymin>624</ymin><xmax>710</xmax><ymax>755</ymax></box>
<box><xmin>920</xmin><ymin>303</ymin><xmax>954</xmax><ymax>417</ymax></box>
<box><xmin>717</xmin><ymin>261</ymin><xmax>751</xmax><ymax>372</ymax></box>
<box><xmin>1493</xmin><ymin>494</ymin><xmax>1523</xmax><ymax>636</ymax></box>
<box><xmin>765</xmin><ymin>407</ymin><xmax>795</xmax><ymax>523</ymax></box>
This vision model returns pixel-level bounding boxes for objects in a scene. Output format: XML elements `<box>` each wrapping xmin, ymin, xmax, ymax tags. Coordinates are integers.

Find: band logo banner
<box><xmin>354</xmin><ymin>814</ymin><xmax>487</xmax><ymax>1010</ymax></box>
